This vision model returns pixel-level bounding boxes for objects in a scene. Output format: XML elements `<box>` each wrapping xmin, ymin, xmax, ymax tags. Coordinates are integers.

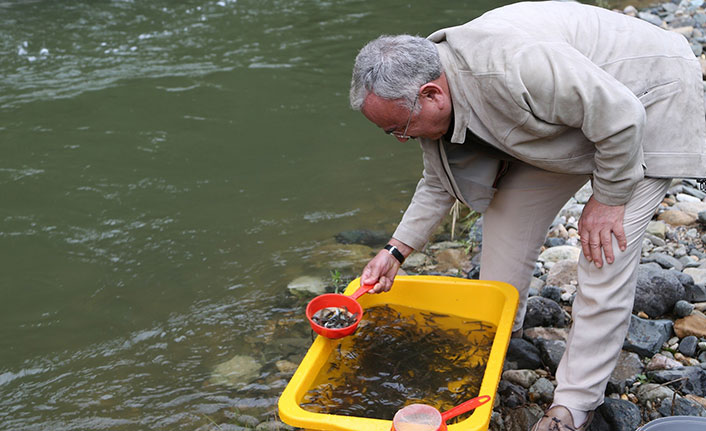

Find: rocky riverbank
<box><xmin>201</xmin><ymin>2</ymin><xmax>706</xmax><ymax>430</ymax></box>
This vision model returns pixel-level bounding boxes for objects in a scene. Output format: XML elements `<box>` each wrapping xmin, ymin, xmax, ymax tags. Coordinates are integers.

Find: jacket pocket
<box><xmin>637</xmin><ymin>80</ymin><xmax>681</xmax><ymax>108</ymax></box>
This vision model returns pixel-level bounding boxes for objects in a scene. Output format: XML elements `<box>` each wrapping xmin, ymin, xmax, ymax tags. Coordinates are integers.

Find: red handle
<box><xmin>349</xmin><ymin>284</ymin><xmax>374</xmax><ymax>301</ymax></box>
<box><xmin>440</xmin><ymin>395</ymin><xmax>490</xmax><ymax>422</ymax></box>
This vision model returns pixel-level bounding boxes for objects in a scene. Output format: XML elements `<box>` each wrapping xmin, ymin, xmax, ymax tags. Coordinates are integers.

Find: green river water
<box><xmin>0</xmin><ymin>0</ymin><xmax>635</xmax><ymax>429</ymax></box>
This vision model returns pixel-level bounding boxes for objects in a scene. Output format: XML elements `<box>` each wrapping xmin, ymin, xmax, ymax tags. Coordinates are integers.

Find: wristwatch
<box><xmin>384</xmin><ymin>244</ymin><xmax>405</xmax><ymax>264</ymax></box>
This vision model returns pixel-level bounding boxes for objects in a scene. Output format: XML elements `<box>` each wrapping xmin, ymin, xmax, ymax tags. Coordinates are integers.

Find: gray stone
<box><xmin>287</xmin><ymin>275</ymin><xmax>327</xmax><ymax>297</ymax></box>
<box><xmin>574</xmin><ymin>182</ymin><xmax>593</xmax><ymax>204</ymax></box>
<box><xmin>502</xmin><ymin>369</ymin><xmax>540</xmax><ymax>389</ymax></box>
<box><xmin>597</xmin><ymin>397</ymin><xmax>642</xmax><ymax>431</ymax></box>
<box><xmin>545</xmin><ymin>259</ymin><xmax>578</xmax><ymax>287</ymax></box>
<box><xmin>684</xmin><ymin>268</ymin><xmax>706</xmax><ymax>285</ymax></box>
<box><xmin>544</xmin><ymin>237</ymin><xmax>566</xmax><ymax>248</ymax></box>
<box><xmin>675</xmin><ymin>300</ymin><xmax>696</xmax><ymax>318</ymax></box>
<box><xmin>497</xmin><ymin>380</ymin><xmax>528</xmax><ymax>408</ymax></box>
<box><xmin>642</xmin><ymin>252</ymin><xmax>684</xmax><ymax>271</ymax></box>
<box><xmin>680</xmin><ymin>335</ymin><xmax>699</xmax><ymax>357</ymax></box>
<box><xmin>608</xmin><ymin>351</ymin><xmax>644</xmax><ymax>394</ymax></box>
<box><xmin>646</xmin><ymin>221</ymin><xmax>667</xmax><ymax>239</ymax></box>
<box><xmin>524</xmin><ymin>326</ymin><xmax>569</xmax><ymax>342</ymax></box>
<box><xmin>634</xmin><ymin>265</ymin><xmax>686</xmax><ymax>317</ymax></box>
<box><xmin>403</xmin><ymin>252</ymin><xmax>430</xmax><ymax>269</ymax></box>
<box><xmin>255</xmin><ymin>421</ymin><xmax>294</xmax><ymax>431</ymax></box>
<box><xmin>699</xmin><ymin>210</ymin><xmax>706</xmax><ymax>225</ymax></box>
<box><xmin>635</xmin><ymin>383</ymin><xmax>675</xmax><ymax>405</ymax></box>
<box><xmin>535</xmin><ymin>338</ymin><xmax>566</xmax><ymax>374</ymax></box>
<box><xmin>540</xmin><ymin>285</ymin><xmax>563</xmax><ymax>303</ymax></box>
<box><xmin>624</xmin><ymin>315</ymin><xmax>674</xmax><ymax>357</ymax></box>
<box><xmin>645</xmin><ymin>232</ymin><xmax>667</xmax><ymax>246</ymax></box>
<box><xmin>677</xmin><ymin>200</ymin><xmax>706</xmax><ymax>216</ymax></box>
<box><xmin>683</xmin><ymin>185</ymin><xmax>706</xmax><ymax>200</ymax></box>
<box><xmin>506</xmin><ymin>338</ymin><xmax>543</xmax><ymax>370</ymax></box>
<box><xmin>502</xmin><ymin>404</ymin><xmax>544</xmax><ymax>431</ymax></box>
<box><xmin>529</xmin><ymin>377</ymin><xmax>555</xmax><ymax>403</ymax></box>
<box><xmin>687</xmin><ymin>283</ymin><xmax>706</xmax><ymax>303</ymax></box>
<box><xmin>658</xmin><ymin>396</ymin><xmax>706</xmax><ymax>417</ymax></box>
<box><xmin>638</xmin><ymin>11</ymin><xmax>663</xmax><ymax>26</ymax></box>
<box><xmin>234</xmin><ymin>414</ymin><xmax>261</xmax><ymax>428</ymax></box>
<box><xmin>523</xmin><ymin>296</ymin><xmax>567</xmax><ymax>329</ymax></box>
<box><xmin>209</xmin><ymin>355</ymin><xmax>262</xmax><ymax>388</ymax></box>
<box><xmin>647</xmin><ymin>366</ymin><xmax>706</xmax><ymax>396</ymax></box>
<box><xmin>538</xmin><ymin>245</ymin><xmax>581</xmax><ymax>263</ymax></box>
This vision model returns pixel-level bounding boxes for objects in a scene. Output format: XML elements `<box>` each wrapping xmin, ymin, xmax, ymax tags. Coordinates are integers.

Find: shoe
<box><xmin>529</xmin><ymin>405</ymin><xmax>593</xmax><ymax>431</ymax></box>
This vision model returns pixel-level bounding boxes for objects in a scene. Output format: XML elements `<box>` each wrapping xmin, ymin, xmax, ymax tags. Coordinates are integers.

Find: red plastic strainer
<box><xmin>391</xmin><ymin>395</ymin><xmax>491</xmax><ymax>431</ymax></box>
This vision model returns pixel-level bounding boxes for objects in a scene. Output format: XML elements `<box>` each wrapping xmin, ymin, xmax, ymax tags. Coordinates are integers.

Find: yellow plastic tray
<box><xmin>278</xmin><ymin>275</ymin><xmax>518</xmax><ymax>431</ymax></box>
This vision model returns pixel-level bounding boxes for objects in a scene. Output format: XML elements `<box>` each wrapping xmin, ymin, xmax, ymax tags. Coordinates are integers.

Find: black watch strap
<box><xmin>384</xmin><ymin>244</ymin><xmax>405</xmax><ymax>264</ymax></box>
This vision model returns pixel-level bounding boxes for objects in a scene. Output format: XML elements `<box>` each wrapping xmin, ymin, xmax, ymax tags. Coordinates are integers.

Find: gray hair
<box><xmin>349</xmin><ymin>34</ymin><xmax>442</xmax><ymax>111</ymax></box>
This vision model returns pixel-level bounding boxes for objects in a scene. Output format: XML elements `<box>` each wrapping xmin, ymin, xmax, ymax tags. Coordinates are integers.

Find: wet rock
<box><xmin>699</xmin><ymin>210</ymin><xmax>706</xmax><ymax>225</ymax></box>
<box><xmin>275</xmin><ymin>360</ymin><xmax>298</xmax><ymax>374</ymax></box>
<box><xmin>680</xmin><ymin>335</ymin><xmax>699</xmax><ymax>357</ymax></box>
<box><xmin>528</xmin><ymin>377</ymin><xmax>554</xmax><ymax>403</ymax></box>
<box><xmin>287</xmin><ymin>275</ymin><xmax>327</xmax><ymax>298</ymax></box>
<box><xmin>497</xmin><ymin>380</ymin><xmax>528</xmax><ymax>408</ymax></box>
<box><xmin>538</xmin><ymin>245</ymin><xmax>581</xmax><ymax>263</ymax></box>
<box><xmin>209</xmin><ymin>355</ymin><xmax>262</xmax><ymax>388</ymax></box>
<box><xmin>502</xmin><ymin>403</ymin><xmax>544</xmax><ymax>431</ymax></box>
<box><xmin>647</xmin><ymin>366</ymin><xmax>706</xmax><ymax>396</ymax></box>
<box><xmin>597</xmin><ymin>397</ymin><xmax>642</xmax><ymax>431</ymax></box>
<box><xmin>535</xmin><ymin>338</ymin><xmax>566</xmax><ymax>374</ymax></box>
<box><xmin>646</xmin><ymin>353</ymin><xmax>685</xmax><ymax>371</ymax></box>
<box><xmin>634</xmin><ymin>265</ymin><xmax>685</xmax><ymax>317</ymax></box>
<box><xmin>685</xmin><ymin>394</ymin><xmax>706</xmax><ymax>410</ymax></box>
<box><xmin>674</xmin><ymin>313</ymin><xmax>706</xmax><ymax>338</ymax></box>
<box><xmin>506</xmin><ymin>338</ymin><xmax>543</xmax><ymax>370</ymax></box>
<box><xmin>574</xmin><ymin>183</ymin><xmax>593</xmax><ymax>204</ymax></box>
<box><xmin>234</xmin><ymin>414</ymin><xmax>260</xmax><ymax>428</ymax></box>
<box><xmin>524</xmin><ymin>327</ymin><xmax>569</xmax><ymax>342</ymax></box>
<box><xmin>608</xmin><ymin>351</ymin><xmax>644</xmax><ymax>394</ymax></box>
<box><xmin>674</xmin><ymin>300</ymin><xmax>696</xmax><ymax>318</ymax></box>
<box><xmin>255</xmin><ymin>420</ymin><xmax>294</xmax><ymax>430</ymax></box>
<box><xmin>642</xmin><ymin>252</ymin><xmax>684</xmax><ymax>271</ymax></box>
<box><xmin>523</xmin><ymin>296</ymin><xmax>567</xmax><ymax>329</ymax></box>
<box><xmin>646</xmin><ymin>221</ymin><xmax>667</xmax><ymax>239</ymax></box>
<box><xmin>658</xmin><ymin>209</ymin><xmax>698</xmax><ymax>226</ymax></box>
<box><xmin>658</xmin><ymin>395</ymin><xmax>706</xmax><ymax>417</ymax></box>
<box><xmin>502</xmin><ymin>369</ymin><xmax>539</xmax><ymax>389</ymax></box>
<box><xmin>623</xmin><ymin>315</ymin><xmax>673</xmax><ymax>357</ymax></box>
<box><xmin>677</xmin><ymin>192</ymin><xmax>702</xmax><ymax>203</ymax></box>
<box><xmin>334</xmin><ymin>229</ymin><xmax>387</xmax><ymax>246</ymax></box>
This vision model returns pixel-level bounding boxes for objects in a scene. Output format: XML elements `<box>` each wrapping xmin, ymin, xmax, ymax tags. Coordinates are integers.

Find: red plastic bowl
<box><xmin>305</xmin><ymin>285</ymin><xmax>373</xmax><ymax>339</ymax></box>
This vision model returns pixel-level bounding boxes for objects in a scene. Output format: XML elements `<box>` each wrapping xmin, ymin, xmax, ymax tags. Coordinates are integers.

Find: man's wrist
<box><xmin>384</xmin><ymin>244</ymin><xmax>405</xmax><ymax>264</ymax></box>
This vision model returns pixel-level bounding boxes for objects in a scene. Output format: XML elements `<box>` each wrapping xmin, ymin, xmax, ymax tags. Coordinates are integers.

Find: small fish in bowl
<box><xmin>311</xmin><ymin>306</ymin><xmax>359</xmax><ymax>329</ymax></box>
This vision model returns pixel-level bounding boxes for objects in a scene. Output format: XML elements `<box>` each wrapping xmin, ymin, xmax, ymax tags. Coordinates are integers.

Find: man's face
<box><xmin>360</xmin><ymin>90</ymin><xmax>452</xmax><ymax>142</ymax></box>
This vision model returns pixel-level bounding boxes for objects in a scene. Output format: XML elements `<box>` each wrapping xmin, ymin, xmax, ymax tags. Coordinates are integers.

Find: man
<box><xmin>349</xmin><ymin>1</ymin><xmax>706</xmax><ymax>430</ymax></box>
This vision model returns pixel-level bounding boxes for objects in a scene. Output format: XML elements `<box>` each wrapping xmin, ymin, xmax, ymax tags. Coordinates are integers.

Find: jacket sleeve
<box><xmin>506</xmin><ymin>42</ymin><xmax>646</xmax><ymax>205</ymax></box>
<box><xmin>392</xmin><ymin>147</ymin><xmax>456</xmax><ymax>250</ymax></box>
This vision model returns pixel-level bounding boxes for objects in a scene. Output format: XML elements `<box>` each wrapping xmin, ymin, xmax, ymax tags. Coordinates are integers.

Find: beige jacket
<box><xmin>394</xmin><ymin>1</ymin><xmax>706</xmax><ymax>250</ymax></box>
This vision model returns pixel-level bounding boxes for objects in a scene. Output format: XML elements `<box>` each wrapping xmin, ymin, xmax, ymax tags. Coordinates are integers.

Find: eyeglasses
<box><xmin>388</xmin><ymin>94</ymin><xmax>418</xmax><ymax>140</ymax></box>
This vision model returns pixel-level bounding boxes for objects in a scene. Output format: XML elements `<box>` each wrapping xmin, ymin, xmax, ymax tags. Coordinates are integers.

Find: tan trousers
<box><xmin>480</xmin><ymin>162</ymin><xmax>670</xmax><ymax>410</ymax></box>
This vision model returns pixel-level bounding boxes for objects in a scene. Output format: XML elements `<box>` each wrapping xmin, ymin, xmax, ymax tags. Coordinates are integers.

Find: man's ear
<box><xmin>419</xmin><ymin>82</ymin><xmax>445</xmax><ymax>108</ymax></box>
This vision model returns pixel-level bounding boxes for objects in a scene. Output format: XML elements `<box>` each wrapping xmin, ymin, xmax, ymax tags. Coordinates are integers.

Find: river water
<box><xmin>0</xmin><ymin>0</ymin><xmax>629</xmax><ymax>429</ymax></box>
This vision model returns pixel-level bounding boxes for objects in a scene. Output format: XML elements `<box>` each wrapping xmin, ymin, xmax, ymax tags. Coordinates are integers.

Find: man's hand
<box><xmin>578</xmin><ymin>196</ymin><xmax>626</xmax><ymax>268</ymax></box>
<box><xmin>360</xmin><ymin>239</ymin><xmax>412</xmax><ymax>293</ymax></box>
